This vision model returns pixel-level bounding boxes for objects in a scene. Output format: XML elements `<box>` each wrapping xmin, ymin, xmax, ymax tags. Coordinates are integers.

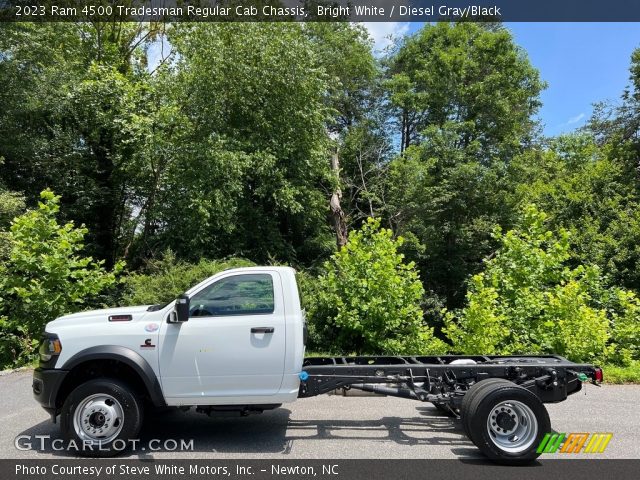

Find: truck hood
<box><xmin>46</xmin><ymin>305</ymin><xmax>152</xmax><ymax>330</ymax></box>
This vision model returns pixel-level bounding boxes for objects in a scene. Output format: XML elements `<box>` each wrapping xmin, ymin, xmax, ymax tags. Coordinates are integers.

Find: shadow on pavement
<box><xmin>15</xmin><ymin>405</ymin><xmax>480</xmax><ymax>459</ymax></box>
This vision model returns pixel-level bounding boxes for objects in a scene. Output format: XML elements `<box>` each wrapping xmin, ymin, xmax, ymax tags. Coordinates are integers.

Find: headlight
<box><xmin>39</xmin><ymin>334</ymin><xmax>62</xmax><ymax>362</ymax></box>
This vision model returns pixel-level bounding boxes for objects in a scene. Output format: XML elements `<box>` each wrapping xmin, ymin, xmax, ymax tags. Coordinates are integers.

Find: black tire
<box><xmin>466</xmin><ymin>384</ymin><xmax>550</xmax><ymax>465</ymax></box>
<box><xmin>60</xmin><ymin>378</ymin><xmax>144</xmax><ymax>457</ymax></box>
<box><xmin>461</xmin><ymin>378</ymin><xmax>513</xmax><ymax>438</ymax></box>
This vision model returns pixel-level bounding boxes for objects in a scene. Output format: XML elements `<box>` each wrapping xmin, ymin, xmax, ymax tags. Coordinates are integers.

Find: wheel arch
<box><xmin>57</xmin><ymin>345</ymin><xmax>166</xmax><ymax>408</ymax></box>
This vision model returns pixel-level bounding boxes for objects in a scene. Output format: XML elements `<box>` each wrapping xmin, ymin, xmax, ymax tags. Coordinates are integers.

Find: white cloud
<box><xmin>361</xmin><ymin>22</ymin><xmax>410</xmax><ymax>53</ymax></box>
<box><xmin>567</xmin><ymin>112</ymin><xmax>586</xmax><ymax>124</ymax></box>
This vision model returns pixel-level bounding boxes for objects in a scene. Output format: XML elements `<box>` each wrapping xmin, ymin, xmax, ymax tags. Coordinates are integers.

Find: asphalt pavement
<box><xmin>1</xmin><ymin>369</ymin><xmax>638</xmax><ymax>459</ymax></box>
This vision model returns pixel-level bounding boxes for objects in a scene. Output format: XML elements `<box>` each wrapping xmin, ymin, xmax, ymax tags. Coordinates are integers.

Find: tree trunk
<box><xmin>330</xmin><ymin>148</ymin><xmax>348</xmax><ymax>249</ymax></box>
<box><xmin>92</xmin><ymin>131</ymin><xmax>117</xmax><ymax>269</ymax></box>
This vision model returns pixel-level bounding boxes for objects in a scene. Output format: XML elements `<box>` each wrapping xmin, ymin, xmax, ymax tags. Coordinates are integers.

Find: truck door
<box><xmin>158</xmin><ymin>271</ymin><xmax>286</xmax><ymax>401</ymax></box>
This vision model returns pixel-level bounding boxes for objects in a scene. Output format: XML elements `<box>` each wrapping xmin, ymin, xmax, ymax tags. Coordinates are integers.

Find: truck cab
<box><xmin>33</xmin><ymin>266</ymin><xmax>306</xmax><ymax>455</ymax></box>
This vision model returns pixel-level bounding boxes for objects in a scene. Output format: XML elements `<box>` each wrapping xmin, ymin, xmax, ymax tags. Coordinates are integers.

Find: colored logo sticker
<box><xmin>144</xmin><ymin>323</ymin><xmax>159</xmax><ymax>333</ymax></box>
<box><xmin>537</xmin><ymin>432</ymin><xmax>613</xmax><ymax>454</ymax></box>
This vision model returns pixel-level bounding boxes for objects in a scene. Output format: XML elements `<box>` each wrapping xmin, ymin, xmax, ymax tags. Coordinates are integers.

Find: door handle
<box><xmin>251</xmin><ymin>327</ymin><xmax>274</xmax><ymax>334</ymax></box>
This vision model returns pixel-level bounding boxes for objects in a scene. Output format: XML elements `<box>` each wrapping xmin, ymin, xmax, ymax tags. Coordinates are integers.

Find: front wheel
<box><xmin>465</xmin><ymin>383</ymin><xmax>550</xmax><ymax>465</ymax></box>
<box><xmin>60</xmin><ymin>379</ymin><xmax>143</xmax><ymax>457</ymax></box>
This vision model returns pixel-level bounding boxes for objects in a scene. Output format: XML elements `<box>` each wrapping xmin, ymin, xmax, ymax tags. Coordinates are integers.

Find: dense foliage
<box><xmin>0</xmin><ymin>191</ymin><xmax>121</xmax><ymax>366</ymax></box>
<box><xmin>444</xmin><ymin>205</ymin><xmax>639</xmax><ymax>364</ymax></box>
<box><xmin>306</xmin><ymin>218</ymin><xmax>446</xmax><ymax>355</ymax></box>
<box><xmin>385</xmin><ymin>23</ymin><xmax>545</xmax><ymax>311</ymax></box>
<box><xmin>1</xmin><ymin>21</ymin><xmax>639</xmax><ymax>368</ymax></box>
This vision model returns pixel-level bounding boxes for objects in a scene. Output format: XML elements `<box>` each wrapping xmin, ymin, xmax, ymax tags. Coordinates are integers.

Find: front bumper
<box><xmin>32</xmin><ymin>367</ymin><xmax>68</xmax><ymax>419</ymax></box>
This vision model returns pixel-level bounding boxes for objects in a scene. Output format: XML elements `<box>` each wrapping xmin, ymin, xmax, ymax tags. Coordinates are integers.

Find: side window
<box><xmin>189</xmin><ymin>274</ymin><xmax>275</xmax><ymax>317</ymax></box>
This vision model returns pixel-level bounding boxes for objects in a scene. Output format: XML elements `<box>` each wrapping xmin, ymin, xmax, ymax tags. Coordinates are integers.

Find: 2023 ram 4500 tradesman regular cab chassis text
<box><xmin>32</xmin><ymin>266</ymin><xmax>603</xmax><ymax>464</ymax></box>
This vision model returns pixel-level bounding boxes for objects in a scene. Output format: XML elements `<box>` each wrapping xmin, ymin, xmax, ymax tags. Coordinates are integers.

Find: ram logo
<box><xmin>537</xmin><ymin>432</ymin><xmax>613</xmax><ymax>454</ymax></box>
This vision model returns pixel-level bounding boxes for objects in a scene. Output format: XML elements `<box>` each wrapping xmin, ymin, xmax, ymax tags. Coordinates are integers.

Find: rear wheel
<box><xmin>461</xmin><ymin>378</ymin><xmax>513</xmax><ymax>438</ymax></box>
<box><xmin>465</xmin><ymin>383</ymin><xmax>550</xmax><ymax>464</ymax></box>
<box><xmin>60</xmin><ymin>379</ymin><xmax>143</xmax><ymax>457</ymax></box>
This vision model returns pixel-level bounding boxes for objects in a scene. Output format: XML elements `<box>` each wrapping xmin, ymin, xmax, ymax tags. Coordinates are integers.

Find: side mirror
<box><xmin>169</xmin><ymin>294</ymin><xmax>190</xmax><ymax>323</ymax></box>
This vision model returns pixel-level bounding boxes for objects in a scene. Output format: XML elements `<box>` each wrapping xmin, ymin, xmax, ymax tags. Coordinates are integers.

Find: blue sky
<box><xmin>366</xmin><ymin>22</ymin><xmax>640</xmax><ymax>137</ymax></box>
<box><xmin>505</xmin><ymin>23</ymin><xmax>639</xmax><ymax>136</ymax></box>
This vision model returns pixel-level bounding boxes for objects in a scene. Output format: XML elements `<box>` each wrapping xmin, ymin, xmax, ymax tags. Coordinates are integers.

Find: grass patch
<box><xmin>602</xmin><ymin>361</ymin><xmax>640</xmax><ymax>384</ymax></box>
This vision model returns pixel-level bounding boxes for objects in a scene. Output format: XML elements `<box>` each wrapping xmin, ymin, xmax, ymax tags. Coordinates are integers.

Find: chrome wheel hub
<box><xmin>486</xmin><ymin>400</ymin><xmax>538</xmax><ymax>453</ymax></box>
<box><xmin>73</xmin><ymin>393</ymin><xmax>124</xmax><ymax>444</ymax></box>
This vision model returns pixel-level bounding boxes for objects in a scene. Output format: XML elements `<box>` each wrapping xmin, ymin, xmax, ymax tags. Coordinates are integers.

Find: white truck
<box><xmin>32</xmin><ymin>266</ymin><xmax>602</xmax><ymax>464</ymax></box>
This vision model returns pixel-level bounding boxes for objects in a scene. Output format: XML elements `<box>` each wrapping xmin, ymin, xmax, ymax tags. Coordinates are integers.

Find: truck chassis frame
<box><xmin>299</xmin><ymin>354</ymin><xmax>602</xmax><ymax>463</ymax></box>
<box><xmin>299</xmin><ymin>354</ymin><xmax>601</xmax><ymax>410</ymax></box>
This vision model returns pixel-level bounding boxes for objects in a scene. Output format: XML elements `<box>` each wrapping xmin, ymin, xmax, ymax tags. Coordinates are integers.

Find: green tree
<box><xmin>304</xmin><ymin>22</ymin><xmax>377</xmax><ymax>132</ymax></box>
<box><xmin>0</xmin><ymin>22</ymin><xmax>161</xmax><ymax>266</ymax></box>
<box><xmin>123</xmin><ymin>23</ymin><xmax>335</xmax><ymax>265</ymax></box>
<box><xmin>309</xmin><ymin>218</ymin><xmax>446</xmax><ymax>355</ymax></box>
<box><xmin>525</xmin><ymin>48</ymin><xmax>640</xmax><ymax>295</ymax></box>
<box><xmin>384</xmin><ymin>23</ymin><xmax>545</xmax><ymax>311</ymax></box>
<box><xmin>0</xmin><ymin>22</ymin><xmax>385</xmax><ymax>269</ymax></box>
<box><xmin>507</xmin><ymin>134</ymin><xmax>640</xmax><ymax>293</ymax></box>
<box><xmin>385</xmin><ymin>22</ymin><xmax>543</xmax><ymax>154</ymax></box>
<box><xmin>444</xmin><ymin>205</ymin><xmax>638</xmax><ymax>363</ymax></box>
<box><xmin>0</xmin><ymin>190</ymin><xmax>122</xmax><ymax>367</ymax></box>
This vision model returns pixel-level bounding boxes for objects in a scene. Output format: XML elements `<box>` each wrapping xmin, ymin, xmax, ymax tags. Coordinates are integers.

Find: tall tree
<box><xmin>0</xmin><ymin>22</ymin><xmax>160</xmax><ymax>266</ymax></box>
<box><xmin>304</xmin><ymin>23</ymin><xmax>388</xmax><ymax>242</ymax></box>
<box><xmin>508</xmin><ymin>49</ymin><xmax>640</xmax><ymax>296</ymax></box>
<box><xmin>126</xmin><ymin>23</ymin><xmax>334</xmax><ymax>265</ymax></box>
<box><xmin>385</xmin><ymin>23</ymin><xmax>545</xmax><ymax>309</ymax></box>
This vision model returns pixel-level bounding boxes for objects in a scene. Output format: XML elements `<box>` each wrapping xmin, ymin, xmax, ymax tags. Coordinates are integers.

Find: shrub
<box><xmin>444</xmin><ymin>205</ymin><xmax>639</xmax><ymax>364</ymax></box>
<box><xmin>308</xmin><ymin>218</ymin><xmax>446</xmax><ymax>355</ymax></box>
<box><xmin>294</xmin><ymin>269</ymin><xmax>327</xmax><ymax>352</ymax></box>
<box><xmin>0</xmin><ymin>189</ymin><xmax>25</xmax><ymax>261</ymax></box>
<box><xmin>607</xmin><ymin>289</ymin><xmax>640</xmax><ymax>365</ymax></box>
<box><xmin>0</xmin><ymin>190</ymin><xmax>121</xmax><ymax>367</ymax></box>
